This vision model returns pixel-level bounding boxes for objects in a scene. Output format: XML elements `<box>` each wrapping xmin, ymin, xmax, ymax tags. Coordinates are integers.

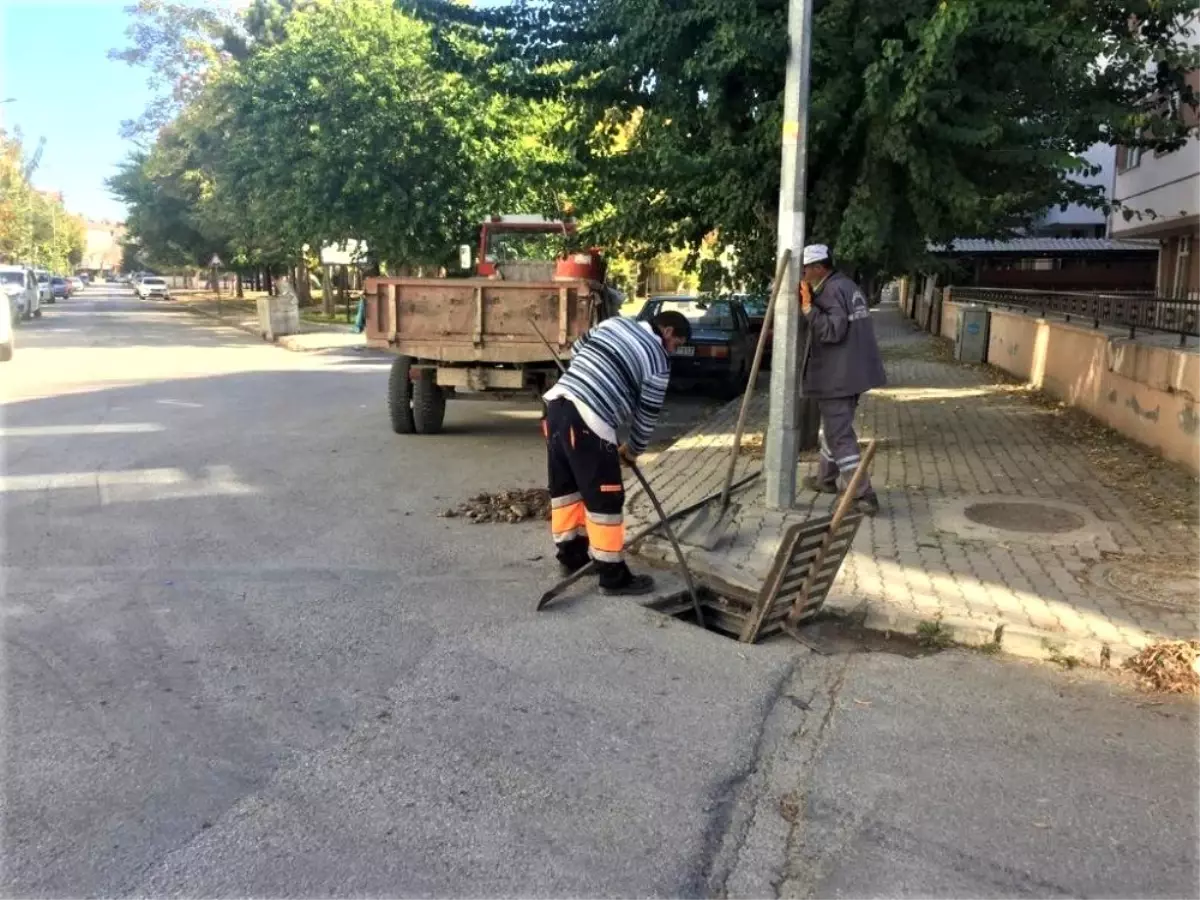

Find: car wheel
<box><xmin>0</xmin><ymin>340</ymin><xmax>12</xmax><ymax>362</ymax></box>
<box><xmin>33</xmin><ymin>305</ymin><xmax>42</xmax><ymax>318</ymax></box>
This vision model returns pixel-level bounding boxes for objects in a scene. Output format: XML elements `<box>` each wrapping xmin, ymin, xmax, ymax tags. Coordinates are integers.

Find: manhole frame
<box><xmin>1084</xmin><ymin>558</ymin><xmax>1200</xmax><ymax>615</ymax></box>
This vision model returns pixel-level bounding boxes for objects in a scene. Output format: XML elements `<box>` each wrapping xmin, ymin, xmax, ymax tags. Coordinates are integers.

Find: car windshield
<box><xmin>654</xmin><ymin>299</ymin><xmax>735</xmax><ymax>331</ymax></box>
<box><xmin>51</xmin><ymin>277</ymin><xmax>65</xmax><ymax>285</ymax></box>
<box><xmin>37</xmin><ymin>274</ymin><xmax>48</xmax><ymax>282</ymax></box>
<box><xmin>1</xmin><ymin>271</ymin><xmax>24</xmax><ymax>286</ymax></box>
<box><xmin>143</xmin><ymin>279</ymin><xmax>166</xmax><ymax>286</ymax></box>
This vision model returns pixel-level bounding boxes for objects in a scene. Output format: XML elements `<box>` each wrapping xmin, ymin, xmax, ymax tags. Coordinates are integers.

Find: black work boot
<box><xmin>556</xmin><ymin>536</ymin><xmax>593</xmax><ymax>577</ymax></box>
<box><xmin>559</xmin><ymin>558</ymin><xmax>596</xmax><ymax>578</ymax></box>
<box><xmin>804</xmin><ymin>474</ymin><xmax>838</xmax><ymax>494</ymax></box>
<box><xmin>853</xmin><ymin>492</ymin><xmax>881</xmax><ymax>517</ymax></box>
<box><xmin>597</xmin><ymin>562</ymin><xmax>656</xmax><ymax>596</ymax></box>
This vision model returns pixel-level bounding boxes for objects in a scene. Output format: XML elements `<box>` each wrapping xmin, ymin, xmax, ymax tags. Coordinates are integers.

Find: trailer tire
<box><xmin>412</xmin><ymin>369</ymin><xmax>446</xmax><ymax>435</ymax></box>
<box><xmin>388</xmin><ymin>355</ymin><xmax>416</xmax><ymax>434</ymax></box>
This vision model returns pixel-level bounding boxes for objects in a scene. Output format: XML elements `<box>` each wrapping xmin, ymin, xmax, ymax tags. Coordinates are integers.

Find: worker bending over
<box><xmin>543</xmin><ymin>310</ymin><xmax>691</xmax><ymax>595</ymax></box>
<box><xmin>799</xmin><ymin>244</ymin><xmax>887</xmax><ymax>515</ymax></box>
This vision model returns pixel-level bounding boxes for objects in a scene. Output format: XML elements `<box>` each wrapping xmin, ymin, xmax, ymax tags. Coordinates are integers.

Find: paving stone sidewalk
<box><xmin>628</xmin><ymin>304</ymin><xmax>1200</xmax><ymax>666</ymax></box>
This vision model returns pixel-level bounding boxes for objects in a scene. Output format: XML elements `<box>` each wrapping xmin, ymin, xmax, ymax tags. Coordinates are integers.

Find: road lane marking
<box><xmin>0</xmin><ymin>423</ymin><xmax>166</xmax><ymax>437</ymax></box>
<box><xmin>0</xmin><ymin>465</ymin><xmax>258</xmax><ymax>501</ymax></box>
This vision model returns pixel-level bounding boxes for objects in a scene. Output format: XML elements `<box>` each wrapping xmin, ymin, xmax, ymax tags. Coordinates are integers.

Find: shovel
<box><xmin>677</xmin><ymin>249</ymin><xmax>793</xmax><ymax>550</ymax></box>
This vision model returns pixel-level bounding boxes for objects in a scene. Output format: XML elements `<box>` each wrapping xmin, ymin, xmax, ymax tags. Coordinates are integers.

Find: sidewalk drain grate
<box><xmin>963</xmin><ymin>501</ymin><xmax>1085</xmax><ymax>535</ymax></box>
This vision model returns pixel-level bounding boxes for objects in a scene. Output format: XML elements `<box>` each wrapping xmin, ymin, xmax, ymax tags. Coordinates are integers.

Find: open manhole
<box><xmin>963</xmin><ymin>501</ymin><xmax>1086</xmax><ymax>535</ymax></box>
<box><xmin>1086</xmin><ymin>557</ymin><xmax>1200</xmax><ymax>615</ymax></box>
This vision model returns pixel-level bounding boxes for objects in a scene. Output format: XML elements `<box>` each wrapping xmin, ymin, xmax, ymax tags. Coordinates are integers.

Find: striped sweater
<box><xmin>543</xmin><ymin>317</ymin><xmax>670</xmax><ymax>455</ymax></box>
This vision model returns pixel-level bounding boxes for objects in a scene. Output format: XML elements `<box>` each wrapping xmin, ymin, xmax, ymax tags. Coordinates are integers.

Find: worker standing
<box><xmin>542</xmin><ymin>311</ymin><xmax>692</xmax><ymax>595</ymax></box>
<box><xmin>799</xmin><ymin>244</ymin><xmax>886</xmax><ymax>515</ymax></box>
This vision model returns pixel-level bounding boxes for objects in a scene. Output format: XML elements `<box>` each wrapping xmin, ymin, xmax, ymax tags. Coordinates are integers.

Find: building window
<box><xmin>1172</xmin><ymin>235</ymin><xmax>1191</xmax><ymax>299</ymax></box>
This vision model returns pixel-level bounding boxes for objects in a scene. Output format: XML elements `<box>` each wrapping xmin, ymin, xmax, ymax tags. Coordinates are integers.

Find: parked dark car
<box><xmin>734</xmin><ymin>292</ymin><xmax>771</xmax><ymax>357</ymax></box>
<box><xmin>637</xmin><ymin>295</ymin><xmax>753</xmax><ymax>397</ymax></box>
<box><xmin>50</xmin><ymin>276</ymin><xmax>70</xmax><ymax>301</ymax></box>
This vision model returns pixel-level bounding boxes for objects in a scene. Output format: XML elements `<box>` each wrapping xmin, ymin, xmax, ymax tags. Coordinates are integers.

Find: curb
<box><xmin>184</xmin><ymin>304</ymin><xmax>355</xmax><ymax>352</ymax></box>
<box><xmin>631</xmin><ymin>542</ymin><xmax>1143</xmax><ymax>670</ymax></box>
<box><xmin>826</xmin><ymin>595</ymin><xmax>1142</xmax><ymax>669</ymax></box>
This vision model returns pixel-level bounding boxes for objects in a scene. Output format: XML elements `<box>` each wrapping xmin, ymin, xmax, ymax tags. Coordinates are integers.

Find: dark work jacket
<box><xmin>800</xmin><ymin>271</ymin><xmax>887</xmax><ymax>399</ymax></box>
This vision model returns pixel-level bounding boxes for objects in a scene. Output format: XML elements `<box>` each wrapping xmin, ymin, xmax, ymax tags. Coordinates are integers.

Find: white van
<box><xmin>0</xmin><ymin>264</ymin><xmax>38</xmax><ymax>361</ymax></box>
<box><xmin>1</xmin><ymin>264</ymin><xmax>40</xmax><ymax>322</ymax></box>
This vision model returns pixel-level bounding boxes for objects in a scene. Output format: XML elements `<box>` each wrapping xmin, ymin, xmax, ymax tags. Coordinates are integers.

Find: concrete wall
<box><xmin>943</xmin><ymin>300</ymin><xmax>1200</xmax><ymax>473</ymax></box>
<box><xmin>940</xmin><ymin>297</ymin><xmax>959</xmax><ymax>341</ymax></box>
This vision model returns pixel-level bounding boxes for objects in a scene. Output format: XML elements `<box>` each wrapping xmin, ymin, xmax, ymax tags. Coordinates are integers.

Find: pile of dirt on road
<box><xmin>1124</xmin><ymin>640</ymin><xmax>1200</xmax><ymax>694</ymax></box>
<box><xmin>439</xmin><ymin>488</ymin><xmax>551</xmax><ymax>524</ymax></box>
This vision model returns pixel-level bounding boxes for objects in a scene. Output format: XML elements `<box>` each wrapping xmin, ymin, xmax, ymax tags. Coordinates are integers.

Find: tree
<box><xmin>206</xmin><ymin>0</ymin><xmax>570</xmax><ymax>270</ymax></box>
<box><xmin>410</xmin><ymin>0</ymin><xmax>1200</xmax><ymax>284</ymax></box>
<box><xmin>0</xmin><ymin>130</ymin><xmax>86</xmax><ymax>271</ymax></box>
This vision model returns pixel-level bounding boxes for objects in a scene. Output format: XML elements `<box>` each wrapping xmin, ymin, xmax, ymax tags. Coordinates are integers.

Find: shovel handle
<box><xmin>719</xmin><ymin>249</ymin><xmax>791</xmax><ymax>508</ymax></box>
<box><xmin>629</xmin><ymin>462</ymin><xmax>705</xmax><ymax>628</ymax></box>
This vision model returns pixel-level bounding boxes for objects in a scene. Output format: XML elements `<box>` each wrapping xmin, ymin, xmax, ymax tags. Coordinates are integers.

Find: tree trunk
<box><xmin>321</xmin><ymin>265</ymin><xmax>334</xmax><ymax>315</ymax></box>
<box><xmin>298</xmin><ymin>263</ymin><xmax>312</xmax><ymax>306</ymax></box>
<box><xmin>264</xmin><ymin>267</ymin><xmax>274</xmax><ymax>296</ymax></box>
<box><xmin>338</xmin><ymin>265</ymin><xmax>348</xmax><ymax>320</ymax></box>
<box><xmin>235</xmin><ymin>271</ymin><xmax>244</xmax><ymax>299</ymax></box>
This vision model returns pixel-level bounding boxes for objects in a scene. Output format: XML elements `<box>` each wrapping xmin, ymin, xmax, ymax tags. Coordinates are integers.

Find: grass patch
<box><xmin>915</xmin><ymin>616</ymin><xmax>955</xmax><ymax>651</ymax></box>
<box><xmin>1042</xmin><ymin>639</ymin><xmax>1081</xmax><ymax>670</ymax></box>
<box><xmin>300</xmin><ymin>308</ymin><xmax>355</xmax><ymax>326</ymax></box>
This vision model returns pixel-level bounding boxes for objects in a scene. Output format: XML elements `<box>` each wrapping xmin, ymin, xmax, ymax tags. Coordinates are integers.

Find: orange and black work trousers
<box><xmin>544</xmin><ymin>398</ymin><xmax>631</xmax><ymax>588</ymax></box>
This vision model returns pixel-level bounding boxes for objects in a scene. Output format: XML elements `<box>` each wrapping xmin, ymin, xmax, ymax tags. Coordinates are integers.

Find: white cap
<box><xmin>802</xmin><ymin>244</ymin><xmax>831</xmax><ymax>266</ymax></box>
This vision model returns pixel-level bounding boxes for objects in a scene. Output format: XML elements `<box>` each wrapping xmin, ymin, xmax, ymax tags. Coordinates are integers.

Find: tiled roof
<box><xmin>932</xmin><ymin>237</ymin><xmax>1159</xmax><ymax>254</ymax></box>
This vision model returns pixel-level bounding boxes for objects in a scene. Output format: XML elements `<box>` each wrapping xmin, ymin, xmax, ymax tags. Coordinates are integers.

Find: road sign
<box><xmin>209</xmin><ymin>254</ymin><xmax>222</xmax><ymax>268</ymax></box>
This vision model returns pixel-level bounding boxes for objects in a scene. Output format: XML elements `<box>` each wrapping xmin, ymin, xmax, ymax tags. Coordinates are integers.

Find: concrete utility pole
<box><xmin>766</xmin><ymin>0</ymin><xmax>814</xmax><ymax>509</ymax></box>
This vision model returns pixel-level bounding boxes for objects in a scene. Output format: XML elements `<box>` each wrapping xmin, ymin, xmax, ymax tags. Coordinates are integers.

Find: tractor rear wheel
<box><xmin>388</xmin><ymin>355</ymin><xmax>416</xmax><ymax>434</ymax></box>
<box><xmin>412</xmin><ymin>368</ymin><xmax>447</xmax><ymax>435</ymax></box>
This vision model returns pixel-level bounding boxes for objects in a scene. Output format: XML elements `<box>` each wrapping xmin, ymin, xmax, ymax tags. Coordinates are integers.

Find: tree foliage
<box><xmin>0</xmin><ymin>130</ymin><xmax>86</xmax><ymax>272</ymax></box>
<box><xmin>410</xmin><ymin>0</ymin><xmax>1200</xmax><ymax>283</ymax></box>
<box><xmin>110</xmin><ymin>0</ymin><xmax>573</xmax><ymax>274</ymax></box>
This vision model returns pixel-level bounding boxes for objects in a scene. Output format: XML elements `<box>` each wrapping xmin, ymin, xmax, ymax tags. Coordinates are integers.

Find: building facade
<box><xmin>1108</xmin><ymin>19</ymin><xmax>1200</xmax><ymax>300</ymax></box>
<box><xmin>1034</xmin><ymin>143</ymin><xmax>1115</xmax><ymax>239</ymax></box>
<box><xmin>82</xmin><ymin>219</ymin><xmax>125</xmax><ymax>275</ymax></box>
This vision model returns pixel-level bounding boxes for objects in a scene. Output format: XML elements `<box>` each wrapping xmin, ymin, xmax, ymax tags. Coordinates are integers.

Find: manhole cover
<box><xmin>1087</xmin><ymin>558</ymin><xmax>1200</xmax><ymax>614</ymax></box>
<box><xmin>963</xmin><ymin>501</ymin><xmax>1086</xmax><ymax>534</ymax></box>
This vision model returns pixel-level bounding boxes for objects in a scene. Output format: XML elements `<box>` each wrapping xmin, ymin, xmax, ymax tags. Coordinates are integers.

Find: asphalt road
<box><xmin>2</xmin><ymin>286</ymin><xmax>1196</xmax><ymax>898</ymax></box>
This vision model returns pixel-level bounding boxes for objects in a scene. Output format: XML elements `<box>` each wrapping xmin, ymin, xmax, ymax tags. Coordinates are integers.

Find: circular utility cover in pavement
<box><xmin>1086</xmin><ymin>557</ymin><xmax>1200</xmax><ymax>615</ymax></box>
<box><xmin>963</xmin><ymin>501</ymin><xmax>1086</xmax><ymax>535</ymax></box>
<box><xmin>931</xmin><ymin>494</ymin><xmax>1112</xmax><ymax>551</ymax></box>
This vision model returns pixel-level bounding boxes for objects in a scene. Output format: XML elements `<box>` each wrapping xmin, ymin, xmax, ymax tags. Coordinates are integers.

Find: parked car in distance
<box><xmin>136</xmin><ymin>276</ymin><xmax>170</xmax><ymax>300</ymax></box>
<box><xmin>34</xmin><ymin>270</ymin><xmax>52</xmax><ymax>305</ymax></box>
<box><xmin>733</xmin><ymin>292</ymin><xmax>772</xmax><ymax>357</ymax></box>
<box><xmin>68</xmin><ymin>276</ymin><xmax>85</xmax><ymax>294</ymax></box>
<box><xmin>50</xmin><ymin>275</ymin><xmax>70</xmax><ymax>301</ymax></box>
<box><xmin>1</xmin><ymin>264</ymin><xmax>40</xmax><ymax>323</ymax></box>
<box><xmin>636</xmin><ymin>295</ymin><xmax>753</xmax><ymax>397</ymax></box>
<box><xmin>0</xmin><ymin>289</ymin><xmax>12</xmax><ymax>361</ymax></box>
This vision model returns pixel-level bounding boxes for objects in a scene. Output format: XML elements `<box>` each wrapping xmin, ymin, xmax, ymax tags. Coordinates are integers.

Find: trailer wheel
<box><xmin>388</xmin><ymin>355</ymin><xmax>416</xmax><ymax>434</ymax></box>
<box><xmin>412</xmin><ymin>368</ymin><xmax>446</xmax><ymax>435</ymax></box>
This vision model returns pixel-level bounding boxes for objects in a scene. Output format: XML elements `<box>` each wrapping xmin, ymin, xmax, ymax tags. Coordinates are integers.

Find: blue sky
<box><xmin>0</xmin><ymin>1</ymin><xmax>154</xmax><ymax>222</ymax></box>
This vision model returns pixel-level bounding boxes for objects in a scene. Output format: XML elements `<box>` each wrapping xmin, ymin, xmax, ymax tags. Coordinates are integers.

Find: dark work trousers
<box><xmin>544</xmin><ymin>398</ymin><xmax>631</xmax><ymax>588</ymax></box>
<box><xmin>816</xmin><ymin>395</ymin><xmax>874</xmax><ymax>498</ymax></box>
